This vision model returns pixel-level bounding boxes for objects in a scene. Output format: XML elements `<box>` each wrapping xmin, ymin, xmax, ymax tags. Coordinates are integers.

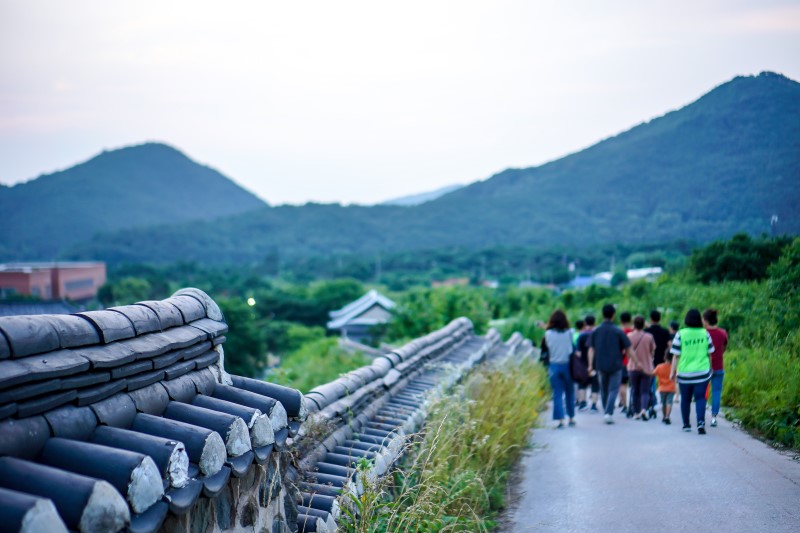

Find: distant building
<box><xmin>0</xmin><ymin>262</ymin><xmax>106</xmax><ymax>301</ymax></box>
<box><xmin>626</xmin><ymin>267</ymin><xmax>663</xmax><ymax>281</ymax></box>
<box><xmin>431</xmin><ymin>277</ymin><xmax>469</xmax><ymax>288</ymax></box>
<box><xmin>327</xmin><ymin>290</ymin><xmax>396</xmax><ymax>344</ymax></box>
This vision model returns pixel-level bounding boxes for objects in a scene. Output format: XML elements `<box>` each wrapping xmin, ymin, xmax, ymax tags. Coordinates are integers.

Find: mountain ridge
<box><xmin>0</xmin><ymin>142</ymin><xmax>267</xmax><ymax>260</ymax></box>
<box><xmin>4</xmin><ymin>71</ymin><xmax>799</xmax><ymax>264</ymax></box>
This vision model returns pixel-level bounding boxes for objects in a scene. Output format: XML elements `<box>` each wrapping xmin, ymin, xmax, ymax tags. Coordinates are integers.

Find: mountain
<box><xmin>381</xmin><ymin>184</ymin><xmax>464</xmax><ymax>206</ymax></box>
<box><xmin>10</xmin><ymin>72</ymin><xmax>800</xmax><ymax>265</ymax></box>
<box><xmin>0</xmin><ymin>143</ymin><xmax>267</xmax><ymax>260</ymax></box>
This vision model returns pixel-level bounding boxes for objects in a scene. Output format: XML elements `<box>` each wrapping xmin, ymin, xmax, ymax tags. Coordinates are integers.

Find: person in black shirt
<box><xmin>576</xmin><ymin>315</ymin><xmax>599</xmax><ymax>412</ymax></box>
<box><xmin>645</xmin><ymin>310</ymin><xmax>671</xmax><ymax>418</ymax></box>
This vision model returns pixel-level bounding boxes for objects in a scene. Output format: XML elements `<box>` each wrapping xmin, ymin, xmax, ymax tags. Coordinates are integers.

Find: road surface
<box><xmin>501</xmin><ymin>405</ymin><xmax>800</xmax><ymax>532</ymax></box>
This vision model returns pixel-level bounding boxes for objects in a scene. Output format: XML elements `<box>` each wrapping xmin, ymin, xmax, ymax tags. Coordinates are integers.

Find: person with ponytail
<box><xmin>669</xmin><ymin>309</ymin><xmax>715</xmax><ymax>434</ymax></box>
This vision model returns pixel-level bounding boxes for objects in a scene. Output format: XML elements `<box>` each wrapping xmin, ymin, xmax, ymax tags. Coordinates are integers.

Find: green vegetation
<box><xmin>491</xmin><ymin>236</ymin><xmax>800</xmax><ymax>449</ymax></box>
<box><xmin>5</xmin><ymin>72</ymin><xmax>790</xmax><ymax>266</ymax></box>
<box><xmin>267</xmin><ymin>338</ymin><xmax>370</xmax><ymax>394</ymax></box>
<box><xmin>689</xmin><ymin>233</ymin><xmax>792</xmax><ymax>283</ymax></box>
<box><xmin>388</xmin><ymin>287</ymin><xmax>493</xmax><ymax>339</ymax></box>
<box><xmin>343</xmin><ymin>359</ymin><xmax>548</xmax><ymax>532</ymax></box>
<box><xmin>90</xmin><ymin>234</ymin><xmax>800</xmax><ymax>449</ymax></box>
<box><xmin>0</xmin><ymin>142</ymin><xmax>265</xmax><ymax>260</ymax></box>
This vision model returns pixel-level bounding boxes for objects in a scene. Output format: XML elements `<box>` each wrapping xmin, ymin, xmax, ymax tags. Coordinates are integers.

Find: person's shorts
<box><xmin>621</xmin><ymin>367</ymin><xmax>629</xmax><ymax>384</ymax></box>
<box><xmin>659</xmin><ymin>391</ymin><xmax>675</xmax><ymax>405</ymax></box>
<box><xmin>579</xmin><ymin>373</ymin><xmax>600</xmax><ymax>393</ymax></box>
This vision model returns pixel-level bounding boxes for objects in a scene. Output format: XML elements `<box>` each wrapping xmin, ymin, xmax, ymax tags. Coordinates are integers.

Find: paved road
<box><xmin>502</xmin><ymin>405</ymin><xmax>800</xmax><ymax>532</ymax></box>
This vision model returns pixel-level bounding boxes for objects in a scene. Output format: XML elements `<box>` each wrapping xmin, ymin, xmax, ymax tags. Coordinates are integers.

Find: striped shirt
<box><xmin>670</xmin><ymin>330</ymin><xmax>714</xmax><ymax>384</ymax></box>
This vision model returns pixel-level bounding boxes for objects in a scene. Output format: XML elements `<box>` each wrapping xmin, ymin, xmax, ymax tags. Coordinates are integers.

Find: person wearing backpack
<box><xmin>670</xmin><ymin>309</ymin><xmax>715</xmax><ymax>434</ymax></box>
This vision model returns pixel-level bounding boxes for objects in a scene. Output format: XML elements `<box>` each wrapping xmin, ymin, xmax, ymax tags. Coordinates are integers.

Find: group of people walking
<box><xmin>541</xmin><ymin>304</ymin><xmax>728</xmax><ymax>434</ymax></box>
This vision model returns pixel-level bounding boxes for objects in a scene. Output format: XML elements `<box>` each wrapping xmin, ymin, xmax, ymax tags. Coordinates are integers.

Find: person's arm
<box><xmin>588</xmin><ymin>347</ymin><xmax>595</xmax><ymax>375</ymax></box>
<box><xmin>669</xmin><ymin>332</ymin><xmax>680</xmax><ymax>380</ymax></box>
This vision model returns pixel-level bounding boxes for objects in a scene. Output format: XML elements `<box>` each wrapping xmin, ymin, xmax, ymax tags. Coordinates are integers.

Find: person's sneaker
<box><xmin>578</xmin><ymin>401</ymin><xmax>588</xmax><ymax>412</ymax></box>
<box><xmin>641</xmin><ymin>413</ymin><xmax>649</xmax><ymax>421</ymax></box>
<box><xmin>649</xmin><ymin>408</ymin><xmax>657</xmax><ymax>419</ymax></box>
<box><xmin>711</xmin><ymin>417</ymin><xmax>718</xmax><ymax>427</ymax></box>
<box><xmin>590</xmin><ymin>404</ymin><xmax>599</xmax><ymax>414</ymax></box>
<box><xmin>568</xmin><ymin>419</ymin><xmax>576</xmax><ymax>427</ymax></box>
<box><xmin>698</xmin><ymin>426</ymin><xmax>706</xmax><ymax>435</ymax></box>
<box><xmin>604</xmin><ymin>414</ymin><xmax>614</xmax><ymax>424</ymax></box>
<box><xmin>682</xmin><ymin>425</ymin><xmax>691</xmax><ymax>432</ymax></box>
<box><xmin>556</xmin><ymin>422</ymin><xmax>565</xmax><ymax>429</ymax></box>
<box><xmin>665</xmin><ymin>418</ymin><xmax>671</xmax><ymax>425</ymax></box>
<box><xmin>620</xmin><ymin>405</ymin><xmax>627</xmax><ymax>414</ymax></box>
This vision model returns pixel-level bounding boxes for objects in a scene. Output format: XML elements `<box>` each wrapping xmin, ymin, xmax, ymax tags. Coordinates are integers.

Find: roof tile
<box><xmin>0</xmin><ymin>316</ymin><xmax>60</xmax><ymax>358</ymax></box>
<box><xmin>109</xmin><ymin>305</ymin><xmax>162</xmax><ymax>335</ymax></box>
<box><xmin>39</xmin><ymin>315</ymin><xmax>101</xmax><ymax>349</ymax></box>
<box><xmin>43</xmin><ymin>405</ymin><xmax>98</xmax><ymax>440</ymax></box>
<box><xmin>76</xmin><ymin>310</ymin><xmax>136</xmax><ymax>343</ymax></box>
<box><xmin>135</xmin><ymin>301</ymin><xmax>184</xmax><ymax>328</ymax></box>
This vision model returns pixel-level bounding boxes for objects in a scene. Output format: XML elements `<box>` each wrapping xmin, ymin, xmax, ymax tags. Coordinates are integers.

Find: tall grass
<box><xmin>342</xmin><ymin>358</ymin><xmax>548</xmax><ymax>532</ymax></box>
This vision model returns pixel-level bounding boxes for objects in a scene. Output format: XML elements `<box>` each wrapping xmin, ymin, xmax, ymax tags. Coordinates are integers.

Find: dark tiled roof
<box><xmin>0</xmin><ymin>289</ymin><xmax>305</xmax><ymax>533</ymax></box>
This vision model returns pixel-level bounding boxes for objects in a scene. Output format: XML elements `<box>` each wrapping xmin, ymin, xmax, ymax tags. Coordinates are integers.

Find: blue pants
<box><xmin>710</xmin><ymin>370</ymin><xmax>724</xmax><ymax>416</ymax></box>
<box><xmin>629</xmin><ymin>371</ymin><xmax>652</xmax><ymax>414</ymax></box>
<box><xmin>599</xmin><ymin>370</ymin><xmax>622</xmax><ymax>416</ymax></box>
<box><xmin>679</xmin><ymin>380</ymin><xmax>710</xmax><ymax>428</ymax></box>
<box><xmin>549</xmin><ymin>363</ymin><xmax>575</xmax><ymax>420</ymax></box>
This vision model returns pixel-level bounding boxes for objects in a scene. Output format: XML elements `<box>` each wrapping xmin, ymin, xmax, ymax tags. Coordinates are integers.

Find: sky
<box><xmin>1</xmin><ymin>1</ymin><xmax>799</xmax><ymax>205</ymax></box>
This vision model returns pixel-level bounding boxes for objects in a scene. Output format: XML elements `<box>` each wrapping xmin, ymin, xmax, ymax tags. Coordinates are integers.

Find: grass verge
<box><xmin>342</xmin><ymin>358</ymin><xmax>548</xmax><ymax>532</ymax></box>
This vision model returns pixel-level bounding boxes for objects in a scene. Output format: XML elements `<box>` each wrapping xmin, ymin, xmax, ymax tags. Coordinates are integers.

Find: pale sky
<box><xmin>1</xmin><ymin>1</ymin><xmax>799</xmax><ymax>205</ymax></box>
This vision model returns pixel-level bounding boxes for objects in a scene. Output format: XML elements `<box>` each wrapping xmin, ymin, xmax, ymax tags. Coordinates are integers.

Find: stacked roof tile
<box><xmin>0</xmin><ymin>288</ymin><xmax>305</xmax><ymax>533</ymax></box>
<box><xmin>293</xmin><ymin>319</ymin><xmax>531</xmax><ymax>533</ymax></box>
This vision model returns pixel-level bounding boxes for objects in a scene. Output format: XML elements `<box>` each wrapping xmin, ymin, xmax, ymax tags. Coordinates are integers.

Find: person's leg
<box><xmin>679</xmin><ymin>382</ymin><xmax>692</xmax><ymax>428</ymax></box>
<box><xmin>649</xmin><ymin>378</ymin><xmax>657</xmax><ymax>416</ymax></box>
<box><xmin>599</xmin><ymin>371</ymin><xmax>610</xmax><ymax>413</ymax></box>
<box><xmin>694</xmin><ymin>380</ymin><xmax>709</xmax><ymax>428</ymax></box>
<box><xmin>665</xmin><ymin>393</ymin><xmax>673</xmax><ymax>420</ymax></box>
<box><xmin>605</xmin><ymin>370</ymin><xmax>622</xmax><ymax>416</ymax></box>
<box><xmin>563</xmin><ymin>367</ymin><xmax>576</xmax><ymax>420</ymax></box>
<box><xmin>590</xmin><ymin>374</ymin><xmax>600</xmax><ymax>410</ymax></box>
<box><xmin>711</xmin><ymin>370</ymin><xmax>724</xmax><ymax>417</ymax></box>
<box><xmin>549</xmin><ymin>364</ymin><xmax>565</xmax><ymax>421</ymax></box>
<box><xmin>641</xmin><ymin>376</ymin><xmax>651</xmax><ymax>417</ymax></box>
<box><xmin>630</xmin><ymin>371</ymin><xmax>642</xmax><ymax>415</ymax></box>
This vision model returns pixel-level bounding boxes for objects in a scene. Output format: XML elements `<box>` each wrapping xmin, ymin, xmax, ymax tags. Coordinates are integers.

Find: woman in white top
<box><xmin>542</xmin><ymin>309</ymin><xmax>576</xmax><ymax>428</ymax></box>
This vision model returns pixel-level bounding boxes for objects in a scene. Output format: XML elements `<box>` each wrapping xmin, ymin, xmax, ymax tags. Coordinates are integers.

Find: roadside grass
<box><xmin>341</xmin><ymin>358</ymin><xmax>548</xmax><ymax>532</ymax></box>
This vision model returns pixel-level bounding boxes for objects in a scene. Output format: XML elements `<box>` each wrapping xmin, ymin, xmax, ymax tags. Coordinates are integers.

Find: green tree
<box><xmin>388</xmin><ymin>287</ymin><xmax>491</xmax><ymax>339</ymax></box>
<box><xmin>217</xmin><ymin>297</ymin><xmax>267</xmax><ymax>378</ymax></box>
<box><xmin>99</xmin><ymin>277</ymin><xmax>152</xmax><ymax>306</ymax></box>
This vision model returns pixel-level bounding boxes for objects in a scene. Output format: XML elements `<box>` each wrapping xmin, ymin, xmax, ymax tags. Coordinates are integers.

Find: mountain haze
<box><xmin>0</xmin><ymin>143</ymin><xmax>266</xmax><ymax>259</ymax></box>
<box><xmin>381</xmin><ymin>184</ymin><xmax>464</xmax><ymax>206</ymax></box>
<box><xmin>4</xmin><ymin>72</ymin><xmax>799</xmax><ymax>265</ymax></box>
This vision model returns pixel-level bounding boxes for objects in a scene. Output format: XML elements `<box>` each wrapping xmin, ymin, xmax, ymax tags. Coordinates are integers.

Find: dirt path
<box><xmin>500</xmin><ymin>406</ymin><xmax>800</xmax><ymax>532</ymax></box>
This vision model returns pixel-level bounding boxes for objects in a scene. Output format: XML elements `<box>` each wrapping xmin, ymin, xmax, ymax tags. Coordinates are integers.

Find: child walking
<box><xmin>653</xmin><ymin>352</ymin><xmax>677</xmax><ymax>424</ymax></box>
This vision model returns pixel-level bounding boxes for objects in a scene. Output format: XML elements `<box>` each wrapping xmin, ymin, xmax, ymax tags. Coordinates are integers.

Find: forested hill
<box><xmin>11</xmin><ymin>72</ymin><xmax>800</xmax><ymax>265</ymax></box>
<box><xmin>425</xmin><ymin>71</ymin><xmax>800</xmax><ymax>244</ymax></box>
<box><xmin>0</xmin><ymin>143</ymin><xmax>266</xmax><ymax>259</ymax></box>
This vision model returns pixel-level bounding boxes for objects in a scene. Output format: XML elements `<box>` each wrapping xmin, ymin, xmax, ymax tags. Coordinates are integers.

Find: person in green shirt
<box><xmin>669</xmin><ymin>309</ymin><xmax>714</xmax><ymax>434</ymax></box>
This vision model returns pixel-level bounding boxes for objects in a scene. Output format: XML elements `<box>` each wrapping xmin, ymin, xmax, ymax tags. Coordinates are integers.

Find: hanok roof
<box><xmin>326</xmin><ymin>290</ymin><xmax>395</xmax><ymax>330</ymax></box>
<box><xmin>0</xmin><ymin>288</ymin><xmax>305</xmax><ymax>533</ymax></box>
